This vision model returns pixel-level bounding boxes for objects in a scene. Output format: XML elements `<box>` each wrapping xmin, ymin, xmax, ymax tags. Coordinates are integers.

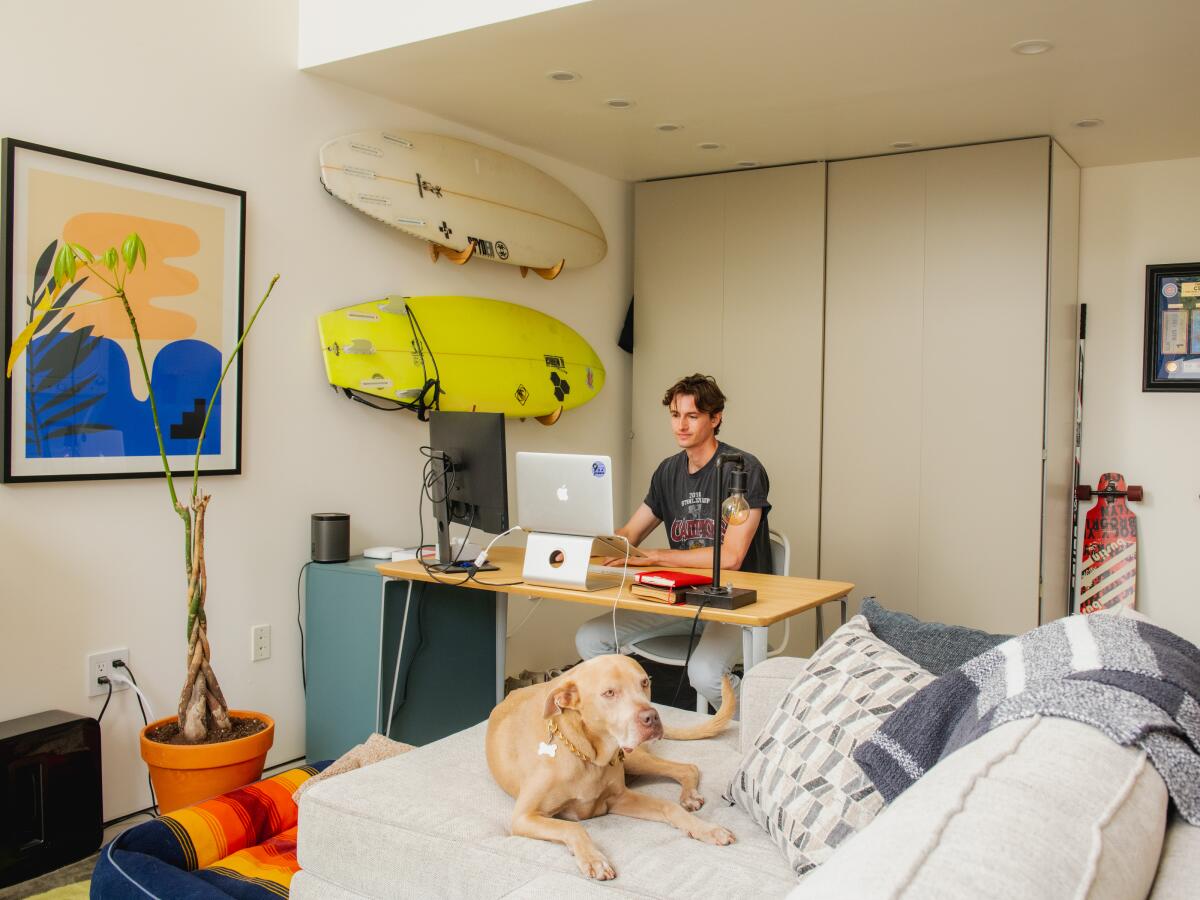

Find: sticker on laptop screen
<box><xmin>592</xmin><ymin>461</ymin><xmax>607</xmax><ymax>477</ymax></box>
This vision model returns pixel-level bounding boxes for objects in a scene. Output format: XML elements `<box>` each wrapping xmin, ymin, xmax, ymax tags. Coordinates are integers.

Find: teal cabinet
<box><xmin>305</xmin><ymin>560</ymin><xmax>497</xmax><ymax>761</ymax></box>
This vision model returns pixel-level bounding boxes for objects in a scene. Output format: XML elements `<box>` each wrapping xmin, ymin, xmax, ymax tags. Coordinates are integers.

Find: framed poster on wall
<box><xmin>2</xmin><ymin>139</ymin><xmax>245</xmax><ymax>482</ymax></box>
<box><xmin>1144</xmin><ymin>262</ymin><xmax>1200</xmax><ymax>392</ymax></box>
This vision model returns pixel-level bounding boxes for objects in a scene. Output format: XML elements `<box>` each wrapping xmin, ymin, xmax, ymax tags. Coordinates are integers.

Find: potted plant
<box><xmin>7</xmin><ymin>234</ymin><xmax>279</xmax><ymax>812</ymax></box>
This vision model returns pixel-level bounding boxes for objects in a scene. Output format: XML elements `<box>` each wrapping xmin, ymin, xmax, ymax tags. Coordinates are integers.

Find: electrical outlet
<box><xmin>87</xmin><ymin>648</ymin><xmax>129</xmax><ymax>698</ymax></box>
<box><xmin>251</xmin><ymin>624</ymin><xmax>271</xmax><ymax>662</ymax></box>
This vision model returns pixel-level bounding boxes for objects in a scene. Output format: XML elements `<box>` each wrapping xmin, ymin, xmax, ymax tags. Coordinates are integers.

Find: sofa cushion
<box><xmin>1149</xmin><ymin>814</ymin><xmax>1200</xmax><ymax>899</ymax></box>
<box><xmin>725</xmin><ymin>615</ymin><xmax>934</xmax><ymax>878</ymax></box>
<box><xmin>296</xmin><ymin>704</ymin><xmax>797</xmax><ymax>899</ymax></box>
<box><xmin>860</xmin><ymin>596</ymin><xmax>1011</xmax><ymax>675</ymax></box>
<box><xmin>792</xmin><ymin>716</ymin><xmax>1168</xmax><ymax>900</ymax></box>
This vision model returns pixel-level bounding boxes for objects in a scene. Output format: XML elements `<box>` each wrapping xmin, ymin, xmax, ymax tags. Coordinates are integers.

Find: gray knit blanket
<box><xmin>854</xmin><ymin>613</ymin><xmax>1200</xmax><ymax>825</ymax></box>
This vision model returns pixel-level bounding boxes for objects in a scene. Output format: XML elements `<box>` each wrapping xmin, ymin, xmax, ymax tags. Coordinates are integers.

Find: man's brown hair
<box><xmin>662</xmin><ymin>374</ymin><xmax>726</xmax><ymax>434</ymax></box>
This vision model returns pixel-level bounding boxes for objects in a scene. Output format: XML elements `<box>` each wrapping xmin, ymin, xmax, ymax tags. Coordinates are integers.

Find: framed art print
<box><xmin>1144</xmin><ymin>262</ymin><xmax>1200</xmax><ymax>392</ymax></box>
<box><xmin>2</xmin><ymin>139</ymin><xmax>245</xmax><ymax>482</ymax></box>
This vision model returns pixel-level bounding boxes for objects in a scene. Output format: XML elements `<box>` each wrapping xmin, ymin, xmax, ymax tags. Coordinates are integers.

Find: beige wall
<box><xmin>1076</xmin><ymin>156</ymin><xmax>1200</xmax><ymax>644</ymax></box>
<box><xmin>0</xmin><ymin>0</ymin><xmax>631</xmax><ymax>819</ymax></box>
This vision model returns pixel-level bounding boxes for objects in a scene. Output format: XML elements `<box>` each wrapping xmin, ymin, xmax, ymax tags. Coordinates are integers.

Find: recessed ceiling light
<box><xmin>655</xmin><ymin>123</ymin><xmax>683</xmax><ymax>132</ymax></box>
<box><xmin>735</xmin><ymin>161</ymin><xmax>757</xmax><ymax>168</ymax></box>
<box><xmin>604</xmin><ymin>98</ymin><xmax>635</xmax><ymax>109</ymax></box>
<box><xmin>1011</xmin><ymin>39</ymin><xmax>1054</xmax><ymax>55</ymax></box>
<box><xmin>546</xmin><ymin>70</ymin><xmax>580</xmax><ymax>82</ymax></box>
<box><xmin>890</xmin><ymin>141</ymin><xmax>917</xmax><ymax>150</ymax></box>
<box><xmin>1072</xmin><ymin>117</ymin><xmax>1104</xmax><ymax>128</ymax></box>
<box><xmin>697</xmin><ymin>142</ymin><xmax>722</xmax><ymax>151</ymax></box>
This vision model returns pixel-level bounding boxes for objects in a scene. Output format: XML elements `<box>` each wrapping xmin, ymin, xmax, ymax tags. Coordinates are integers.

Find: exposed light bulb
<box><xmin>721</xmin><ymin>489</ymin><xmax>750</xmax><ymax>527</ymax></box>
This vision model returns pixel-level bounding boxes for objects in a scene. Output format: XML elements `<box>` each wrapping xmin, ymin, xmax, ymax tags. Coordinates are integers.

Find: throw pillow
<box><xmin>860</xmin><ymin>596</ymin><xmax>1011</xmax><ymax>675</ymax></box>
<box><xmin>725</xmin><ymin>615</ymin><xmax>934</xmax><ymax>878</ymax></box>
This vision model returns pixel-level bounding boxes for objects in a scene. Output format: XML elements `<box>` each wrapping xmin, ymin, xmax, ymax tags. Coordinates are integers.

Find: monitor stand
<box><xmin>522</xmin><ymin>532</ymin><xmax>619</xmax><ymax>592</ymax></box>
<box><xmin>429</xmin><ymin>506</ymin><xmax>498</xmax><ymax>573</ymax></box>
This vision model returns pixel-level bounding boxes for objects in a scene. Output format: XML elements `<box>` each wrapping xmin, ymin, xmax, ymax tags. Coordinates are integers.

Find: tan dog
<box><xmin>485</xmin><ymin>654</ymin><xmax>736</xmax><ymax>880</ymax></box>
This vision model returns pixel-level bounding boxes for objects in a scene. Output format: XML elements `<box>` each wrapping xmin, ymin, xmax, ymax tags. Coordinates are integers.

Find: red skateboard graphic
<box><xmin>1075</xmin><ymin>473</ymin><xmax>1142</xmax><ymax>614</ymax></box>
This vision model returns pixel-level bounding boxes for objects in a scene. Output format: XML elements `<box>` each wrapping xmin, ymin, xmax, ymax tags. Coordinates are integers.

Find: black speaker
<box><xmin>311</xmin><ymin>512</ymin><xmax>350</xmax><ymax>563</ymax></box>
<box><xmin>0</xmin><ymin>710</ymin><xmax>102</xmax><ymax>888</ymax></box>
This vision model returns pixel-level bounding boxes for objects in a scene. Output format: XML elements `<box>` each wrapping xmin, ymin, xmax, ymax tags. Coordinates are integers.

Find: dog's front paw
<box><xmin>576</xmin><ymin>851</ymin><xmax>616</xmax><ymax>880</ymax></box>
<box><xmin>679</xmin><ymin>787</ymin><xmax>705</xmax><ymax>811</ymax></box>
<box><xmin>690</xmin><ymin>823</ymin><xmax>736</xmax><ymax>846</ymax></box>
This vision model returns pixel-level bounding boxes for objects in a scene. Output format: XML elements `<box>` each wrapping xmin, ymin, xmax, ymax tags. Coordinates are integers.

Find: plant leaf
<box><xmin>35</xmin><ymin>279</ymin><xmax>85</xmax><ymax>336</ymax></box>
<box><xmin>71</xmin><ymin>243</ymin><xmax>95</xmax><ymax>263</ymax></box>
<box><xmin>36</xmin><ymin>372</ymin><xmax>100</xmax><ymax>414</ymax></box>
<box><xmin>43</xmin><ymin>423</ymin><xmax>114</xmax><ymax>440</ymax></box>
<box><xmin>103</xmin><ymin>247</ymin><xmax>118</xmax><ymax>271</ymax></box>
<box><xmin>136</xmin><ymin>234</ymin><xmax>147</xmax><ymax>269</ymax></box>
<box><xmin>33</xmin><ymin>241</ymin><xmax>57</xmax><ymax>293</ymax></box>
<box><xmin>121</xmin><ymin>234</ymin><xmax>138</xmax><ymax>271</ymax></box>
<box><xmin>6</xmin><ymin>279</ymin><xmax>64</xmax><ymax>376</ymax></box>
<box><xmin>39</xmin><ymin>392</ymin><xmax>104</xmax><ymax>428</ymax></box>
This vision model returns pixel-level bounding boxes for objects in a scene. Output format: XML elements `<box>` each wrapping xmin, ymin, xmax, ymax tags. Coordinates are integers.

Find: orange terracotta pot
<box><xmin>139</xmin><ymin>710</ymin><xmax>275</xmax><ymax>813</ymax></box>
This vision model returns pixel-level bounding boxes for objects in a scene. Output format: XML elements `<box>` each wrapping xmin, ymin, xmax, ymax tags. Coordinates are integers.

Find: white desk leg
<box><xmin>742</xmin><ymin>626</ymin><xmax>769</xmax><ymax>675</ymax></box>
<box><xmin>495</xmin><ymin>593</ymin><xmax>508</xmax><ymax>705</ymax></box>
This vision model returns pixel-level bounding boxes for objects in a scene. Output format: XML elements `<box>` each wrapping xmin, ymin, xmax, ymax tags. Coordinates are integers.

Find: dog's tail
<box><xmin>661</xmin><ymin>675</ymin><xmax>735</xmax><ymax>740</ymax></box>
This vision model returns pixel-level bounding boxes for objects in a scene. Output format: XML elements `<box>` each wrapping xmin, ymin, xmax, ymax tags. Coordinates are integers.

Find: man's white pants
<box><xmin>575</xmin><ymin>610</ymin><xmax>742</xmax><ymax>710</ymax></box>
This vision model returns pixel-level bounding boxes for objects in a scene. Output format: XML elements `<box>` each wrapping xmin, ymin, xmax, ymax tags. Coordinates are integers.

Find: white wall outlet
<box><xmin>87</xmin><ymin>648</ymin><xmax>129</xmax><ymax>698</ymax></box>
<box><xmin>251</xmin><ymin>624</ymin><xmax>271</xmax><ymax>662</ymax></box>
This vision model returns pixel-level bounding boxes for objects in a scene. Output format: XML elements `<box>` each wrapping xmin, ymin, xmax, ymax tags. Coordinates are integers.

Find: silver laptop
<box><xmin>516</xmin><ymin>452</ymin><xmax>645</xmax><ymax>589</ymax></box>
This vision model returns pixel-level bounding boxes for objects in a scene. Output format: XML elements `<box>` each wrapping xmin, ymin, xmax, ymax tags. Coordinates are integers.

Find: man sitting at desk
<box><xmin>575</xmin><ymin>374</ymin><xmax>771</xmax><ymax>710</ymax></box>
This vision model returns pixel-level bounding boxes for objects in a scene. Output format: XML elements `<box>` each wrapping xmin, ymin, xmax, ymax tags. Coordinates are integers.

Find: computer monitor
<box><xmin>426</xmin><ymin>411</ymin><xmax>509</xmax><ymax>570</ymax></box>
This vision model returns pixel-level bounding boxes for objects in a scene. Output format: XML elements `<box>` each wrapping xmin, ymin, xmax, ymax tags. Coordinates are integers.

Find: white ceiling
<box><xmin>303</xmin><ymin>0</ymin><xmax>1200</xmax><ymax>182</ymax></box>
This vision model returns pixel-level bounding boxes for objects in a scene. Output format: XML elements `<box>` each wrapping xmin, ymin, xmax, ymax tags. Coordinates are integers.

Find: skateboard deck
<box><xmin>1077</xmin><ymin>473</ymin><xmax>1139</xmax><ymax>614</ymax></box>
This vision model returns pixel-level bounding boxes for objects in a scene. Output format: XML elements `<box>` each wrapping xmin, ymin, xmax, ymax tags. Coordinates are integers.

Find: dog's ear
<box><xmin>542</xmin><ymin>681</ymin><xmax>580</xmax><ymax>718</ymax></box>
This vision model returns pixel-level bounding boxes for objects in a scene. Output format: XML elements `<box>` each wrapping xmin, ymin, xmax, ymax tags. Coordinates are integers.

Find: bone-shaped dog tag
<box><xmin>537</xmin><ymin>741</ymin><xmax>558</xmax><ymax>758</ymax></box>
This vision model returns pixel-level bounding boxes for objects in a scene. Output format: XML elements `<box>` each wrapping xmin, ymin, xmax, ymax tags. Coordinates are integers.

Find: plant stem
<box><xmin>190</xmin><ymin>274</ymin><xmax>279</xmax><ymax>500</ymax></box>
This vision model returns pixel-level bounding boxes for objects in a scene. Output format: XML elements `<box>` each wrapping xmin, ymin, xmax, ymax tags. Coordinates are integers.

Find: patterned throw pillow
<box><xmin>725</xmin><ymin>615</ymin><xmax>934</xmax><ymax>878</ymax></box>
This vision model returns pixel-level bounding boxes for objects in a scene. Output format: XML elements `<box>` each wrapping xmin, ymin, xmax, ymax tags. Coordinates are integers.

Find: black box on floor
<box><xmin>0</xmin><ymin>710</ymin><xmax>102</xmax><ymax>888</ymax></box>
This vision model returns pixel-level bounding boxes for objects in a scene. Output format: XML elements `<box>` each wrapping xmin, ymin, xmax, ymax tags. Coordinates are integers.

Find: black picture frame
<box><xmin>1144</xmin><ymin>262</ymin><xmax>1200</xmax><ymax>392</ymax></box>
<box><xmin>2</xmin><ymin>139</ymin><xmax>246</xmax><ymax>482</ymax></box>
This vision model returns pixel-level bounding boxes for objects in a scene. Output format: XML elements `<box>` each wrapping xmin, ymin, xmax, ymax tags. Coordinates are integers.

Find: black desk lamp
<box><xmin>682</xmin><ymin>453</ymin><xmax>758</xmax><ymax>610</ymax></box>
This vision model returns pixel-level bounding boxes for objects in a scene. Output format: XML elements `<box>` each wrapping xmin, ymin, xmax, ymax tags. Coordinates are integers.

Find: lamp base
<box><xmin>682</xmin><ymin>586</ymin><xmax>758</xmax><ymax>610</ymax></box>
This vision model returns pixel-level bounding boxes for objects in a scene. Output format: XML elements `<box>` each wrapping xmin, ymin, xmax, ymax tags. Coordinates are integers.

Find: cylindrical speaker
<box><xmin>311</xmin><ymin>513</ymin><xmax>350</xmax><ymax>563</ymax></box>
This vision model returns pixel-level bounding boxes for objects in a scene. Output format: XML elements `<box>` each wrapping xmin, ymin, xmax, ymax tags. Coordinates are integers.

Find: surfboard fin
<box><xmin>535</xmin><ymin>406</ymin><xmax>564</xmax><ymax>426</ymax></box>
<box><xmin>428</xmin><ymin>240</ymin><xmax>476</xmax><ymax>265</ymax></box>
<box><xmin>520</xmin><ymin>259</ymin><xmax>566</xmax><ymax>281</ymax></box>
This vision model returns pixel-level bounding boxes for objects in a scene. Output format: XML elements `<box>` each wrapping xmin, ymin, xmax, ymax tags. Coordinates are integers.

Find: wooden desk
<box><xmin>376</xmin><ymin>547</ymin><xmax>853</xmax><ymax>703</ymax></box>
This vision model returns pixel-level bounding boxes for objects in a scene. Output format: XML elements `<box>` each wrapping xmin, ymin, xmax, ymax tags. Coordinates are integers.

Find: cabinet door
<box><xmin>821</xmin><ymin>152</ymin><xmax>927</xmax><ymax>614</ymax></box>
<box><xmin>919</xmin><ymin>138</ymin><xmax>1049</xmax><ymax>634</ymax></box>
<box><xmin>631</xmin><ymin>177</ymin><xmax>724</xmax><ymax>514</ymax></box>
<box><xmin>721</xmin><ymin>163</ymin><xmax>825</xmax><ymax>580</ymax></box>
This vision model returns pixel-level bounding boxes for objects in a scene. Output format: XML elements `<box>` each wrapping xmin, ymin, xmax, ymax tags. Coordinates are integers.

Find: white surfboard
<box><xmin>319</xmin><ymin>130</ymin><xmax>607</xmax><ymax>277</ymax></box>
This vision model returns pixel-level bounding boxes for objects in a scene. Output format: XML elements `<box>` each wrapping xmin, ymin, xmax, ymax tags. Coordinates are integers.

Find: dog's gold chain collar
<box><xmin>546</xmin><ymin>719</ymin><xmax>624</xmax><ymax>768</ymax></box>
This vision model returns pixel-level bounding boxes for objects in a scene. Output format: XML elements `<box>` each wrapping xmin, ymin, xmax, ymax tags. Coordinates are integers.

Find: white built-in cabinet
<box><xmin>632</xmin><ymin>137</ymin><xmax>1079</xmax><ymax>644</ymax></box>
<box><xmin>632</xmin><ymin>164</ymin><xmax>827</xmax><ymax>652</ymax></box>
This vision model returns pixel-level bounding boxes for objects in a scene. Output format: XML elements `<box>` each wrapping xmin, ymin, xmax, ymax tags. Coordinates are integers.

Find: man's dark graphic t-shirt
<box><xmin>643</xmin><ymin>442</ymin><xmax>773</xmax><ymax>575</ymax></box>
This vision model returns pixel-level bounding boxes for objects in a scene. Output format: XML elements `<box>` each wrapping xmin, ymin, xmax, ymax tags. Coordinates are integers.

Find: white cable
<box><xmin>506</xmin><ymin>598</ymin><xmax>544</xmax><ymax>638</ymax></box>
<box><xmin>611</xmin><ymin>535</ymin><xmax>633</xmax><ymax>653</ymax></box>
<box><xmin>386</xmin><ymin>580</ymin><xmax>416</xmax><ymax>738</ymax></box>
<box><xmin>106</xmin><ymin>671</ymin><xmax>156</xmax><ymax>722</ymax></box>
<box><xmin>474</xmin><ymin>525</ymin><xmax>524</xmax><ymax>568</ymax></box>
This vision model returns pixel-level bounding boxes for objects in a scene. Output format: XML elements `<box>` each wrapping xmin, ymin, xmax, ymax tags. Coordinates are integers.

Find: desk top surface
<box><xmin>375</xmin><ymin>547</ymin><xmax>853</xmax><ymax>627</ymax></box>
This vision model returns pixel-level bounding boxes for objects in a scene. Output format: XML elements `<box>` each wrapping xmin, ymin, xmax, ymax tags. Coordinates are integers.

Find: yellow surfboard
<box><xmin>318</xmin><ymin>296</ymin><xmax>605</xmax><ymax>420</ymax></box>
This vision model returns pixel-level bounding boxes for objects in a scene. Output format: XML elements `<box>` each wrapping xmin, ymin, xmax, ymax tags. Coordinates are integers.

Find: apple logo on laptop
<box><xmin>556</xmin><ymin>484</ymin><xmax>569</xmax><ymax>502</ymax></box>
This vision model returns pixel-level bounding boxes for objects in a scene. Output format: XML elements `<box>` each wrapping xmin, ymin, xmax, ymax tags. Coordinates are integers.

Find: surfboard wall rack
<box><xmin>428</xmin><ymin>241</ymin><xmax>476</xmax><ymax>265</ymax></box>
<box><xmin>520</xmin><ymin>260</ymin><xmax>566</xmax><ymax>281</ymax></box>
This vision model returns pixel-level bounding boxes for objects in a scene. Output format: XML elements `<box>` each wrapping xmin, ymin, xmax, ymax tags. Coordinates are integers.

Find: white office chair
<box><xmin>628</xmin><ymin>530</ymin><xmax>792</xmax><ymax>713</ymax></box>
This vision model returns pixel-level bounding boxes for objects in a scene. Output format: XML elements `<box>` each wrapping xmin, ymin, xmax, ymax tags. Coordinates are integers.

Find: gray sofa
<box><xmin>294</xmin><ymin>657</ymin><xmax>1198</xmax><ymax>899</ymax></box>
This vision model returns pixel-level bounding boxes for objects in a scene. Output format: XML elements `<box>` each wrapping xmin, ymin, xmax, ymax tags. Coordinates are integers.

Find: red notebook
<box><xmin>630</xmin><ymin>570</ymin><xmax>713</xmax><ymax>604</ymax></box>
<box><xmin>633</xmin><ymin>570</ymin><xmax>713</xmax><ymax>589</ymax></box>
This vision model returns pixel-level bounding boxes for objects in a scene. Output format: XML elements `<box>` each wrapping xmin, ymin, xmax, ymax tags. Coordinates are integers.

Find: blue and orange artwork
<box><xmin>22</xmin><ymin>214</ymin><xmax>222</xmax><ymax>460</ymax></box>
